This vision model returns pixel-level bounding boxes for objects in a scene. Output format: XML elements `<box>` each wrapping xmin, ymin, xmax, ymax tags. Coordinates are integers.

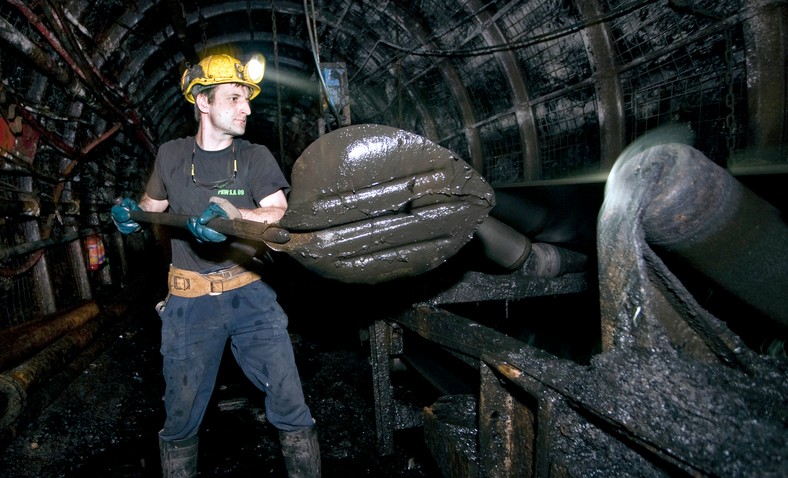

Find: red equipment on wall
<box><xmin>84</xmin><ymin>234</ymin><xmax>106</xmax><ymax>271</ymax></box>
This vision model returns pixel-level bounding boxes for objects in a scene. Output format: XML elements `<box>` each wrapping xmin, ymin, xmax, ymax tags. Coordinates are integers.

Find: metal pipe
<box><xmin>475</xmin><ymin>215</ymin><xmax>588</xmax><ymax>276</ymax></box>
<box><xmin>0</xmin><ymin>198</ymin><xmax>40</xmax><ymax>218</ymax></box>
<box><xmin>606</xmin><ymin>141</ymin><xmax>788</xmax><ymax>327</ymax></box>
<box><xmin>0</xmin><ymin>229</ymin><xmax>99</xmax><ymax>262</ymax></box>
<box><xmin>0</xmin><ymin>15</ymin><xmax>74</xmax><ymax>87</ymax></box>
<box><xmin>527</xmin><ymin>242</ymin><xmax>588</xmax><ymax>278</ymax></box>
<box><xmin>0</xmin><ymin>299</ymin><xmax>135</xmax><ymax>448</ymax></box>
<box><xmin>0</xmin><ymin>302</ymin><xmax>100</xmax><ymax>370</ymax></box>
<box><xmin>474</xmin><ymin>216</ymin><xmax>532</xmax><ymax>270</ymax></box>
<box><xmin>0</xmin><ymin>312</ymin><xmax>107</xmax><ymax>430</ymax></box>
<box><xmin>0</xmin><ymin>198</ymin><xmax>78</xmax><ymax>219</ymax></box>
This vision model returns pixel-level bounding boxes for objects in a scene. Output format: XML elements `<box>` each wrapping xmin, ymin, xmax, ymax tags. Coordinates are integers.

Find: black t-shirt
<box><xmin>146</xmin><ymin>136</ymin><xmax>290</xmax><ymax>272</ymax></box>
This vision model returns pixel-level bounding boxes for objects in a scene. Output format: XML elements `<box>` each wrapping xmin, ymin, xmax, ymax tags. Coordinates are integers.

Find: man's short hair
<box><xmin>190</xmin><ymin>84</ymin><xmax>217</xmax><ymax>121</ymax></box>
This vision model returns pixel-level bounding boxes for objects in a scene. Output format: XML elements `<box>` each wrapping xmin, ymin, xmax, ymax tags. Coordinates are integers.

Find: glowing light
<box><xmin>245</xmin><ymin>55</ymin><xmax>266</xmax><ymax>84</ymax></box>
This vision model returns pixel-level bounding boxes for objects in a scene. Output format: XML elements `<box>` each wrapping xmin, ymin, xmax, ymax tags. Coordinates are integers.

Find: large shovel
<box><xmin>131</xmin><ymin>124</ymin><xmax>495</xmax><ymax>284</ymax></box>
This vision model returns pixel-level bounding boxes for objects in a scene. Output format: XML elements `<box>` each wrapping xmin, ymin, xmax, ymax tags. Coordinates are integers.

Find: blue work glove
<box><xmin>187</xmin><ymin>202</ymin><xmax>229</xmax><ymax>243</ymax></box>
<box><xmin>111</xmin><ymin>198</ymin><xmax>142</xmax><ymax>234</ymax></box>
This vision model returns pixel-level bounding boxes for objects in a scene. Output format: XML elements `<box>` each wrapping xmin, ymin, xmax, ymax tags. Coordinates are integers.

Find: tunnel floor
<box><xmin>0</xmin><ymin>282</ymin><xmax>443</xmax><ymax>478</ymax></box>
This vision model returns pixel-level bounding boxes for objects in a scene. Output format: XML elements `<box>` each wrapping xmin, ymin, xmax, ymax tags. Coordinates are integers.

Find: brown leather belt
<box><xmin>168</xmin><ymin>264</ymin><xmax>260</xmax><ymax>298</ymax></box>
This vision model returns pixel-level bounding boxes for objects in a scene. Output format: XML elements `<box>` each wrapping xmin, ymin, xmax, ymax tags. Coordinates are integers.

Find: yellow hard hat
<box><xmin>180</xmin><ymin>54</ymin><xmax>266</xmax><ymax>104</ymax></box>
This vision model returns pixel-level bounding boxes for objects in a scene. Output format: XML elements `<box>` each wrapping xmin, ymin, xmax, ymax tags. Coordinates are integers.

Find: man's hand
<box><xmin>111</xmin><ymin>198</ymin><xmax>142</xmax><ymax>234</ymax></box>
<box><xmin>187</xmin><ymin>202</ymin><xmax>229</xmax><ymax>243</ymax></box>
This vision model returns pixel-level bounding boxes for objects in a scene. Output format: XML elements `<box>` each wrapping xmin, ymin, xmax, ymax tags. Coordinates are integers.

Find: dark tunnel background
<box><xmin>0</xmin><ymin>1</ymin><xmax>786</xmax><ymax>477</ymax></box>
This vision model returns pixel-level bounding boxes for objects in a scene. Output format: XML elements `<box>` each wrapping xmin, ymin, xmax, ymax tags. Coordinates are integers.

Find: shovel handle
<box><xmin>129</xmin><ymin>210</ymin><xmax>290</xmax><ymax>244</ymax></box>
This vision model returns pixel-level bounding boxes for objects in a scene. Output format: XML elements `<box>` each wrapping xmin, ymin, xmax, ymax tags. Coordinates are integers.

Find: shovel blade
<box><xmin>276</xmin><ymin>124</ymin><xmax>495</xmax><ymax>283</ymax></box>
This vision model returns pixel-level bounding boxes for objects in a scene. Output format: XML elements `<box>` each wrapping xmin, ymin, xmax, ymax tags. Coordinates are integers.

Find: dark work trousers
<box><xmin>157</xmin><ymin>279</ymin><xmax>314</xmax><ymax>443</ymax></box>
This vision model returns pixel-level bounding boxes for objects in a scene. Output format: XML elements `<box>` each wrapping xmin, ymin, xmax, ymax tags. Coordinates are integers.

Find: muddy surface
<box><xmin>276</xmin><ymin>124</ymin><xmax>495</xmax><ymax>285</ymax></box>
<box><xmin>0</xmin><ymin>261</ymin><xmax>443</xmax><ymax>478</ymax></box>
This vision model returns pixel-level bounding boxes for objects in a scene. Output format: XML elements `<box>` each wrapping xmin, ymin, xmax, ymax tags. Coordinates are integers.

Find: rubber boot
<box><xmin>279</xmin><ymin>425</ymin><xmax>321</xmax><ymax>478</ymax></box>
<box><xmin>159</xmin><ymin>434</ymin><xmax>199</xmax><ymax>478</ymax></box>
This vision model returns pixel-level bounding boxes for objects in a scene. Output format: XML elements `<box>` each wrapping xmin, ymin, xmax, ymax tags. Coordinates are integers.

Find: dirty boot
<box><xmin>159</xmin><ymin>434</ymin><xmax>198</xmax><ymax>478</ymax></box>
<box><xmin>279</xmin><ymin>425</ymin><xmax>321</xmax><ymax>478</ymax></box>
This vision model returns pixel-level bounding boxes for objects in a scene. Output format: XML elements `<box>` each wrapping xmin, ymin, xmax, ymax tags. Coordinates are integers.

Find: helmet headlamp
<box><xmin>245</xmin><ymin>55</ymin><xmax>266</xmax><ymax>84</ymax></box>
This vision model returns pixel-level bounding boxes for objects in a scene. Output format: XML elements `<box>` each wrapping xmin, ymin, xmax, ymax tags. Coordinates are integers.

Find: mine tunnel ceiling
<box><xmin>0</xmin><ymin>0</ymin><xmax>784</xmax><ymax>207</ymax></box>
<box><xmin>7</xmin><ymin>0</ymin><xmax>510</xmax><ymax>153</ymax></box>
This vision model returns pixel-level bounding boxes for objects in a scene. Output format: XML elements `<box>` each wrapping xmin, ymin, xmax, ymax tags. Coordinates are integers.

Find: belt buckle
<box><xmin>172</xmin><ymin>276</ymin><xmax>190</xmax><ymax>291</ymax></box>
<box><xmin>209</xmin><ymin>280</ymin><xmax>224</xmax><ymax>296</ymax></box>
<box><xmin>220</xmin><ymin>266</ymin><xmax>242</xmax><ymax>279</ymax></box>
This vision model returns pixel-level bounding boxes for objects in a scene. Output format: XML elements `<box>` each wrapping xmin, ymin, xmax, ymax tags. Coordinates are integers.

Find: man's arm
<box><xmin>138</xmin><ymin>193</ymin><xmax>169</xmax><ymax>213</ymax></box>
<box><xmin>185</xmin><ymin>190</ymin><xmax>286</xmax><ymax>244</ymax></box>
<box><xmin>238</xmin><ymin>189</ymin><xmax>287</xmax><ymax>224</ymax></box>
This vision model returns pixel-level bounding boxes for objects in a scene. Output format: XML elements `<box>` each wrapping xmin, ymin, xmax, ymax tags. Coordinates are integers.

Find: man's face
<box><xmin>206</xmin><ymin>83</ymin><xmax>252</xmax><ymax>137</ymax></box>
